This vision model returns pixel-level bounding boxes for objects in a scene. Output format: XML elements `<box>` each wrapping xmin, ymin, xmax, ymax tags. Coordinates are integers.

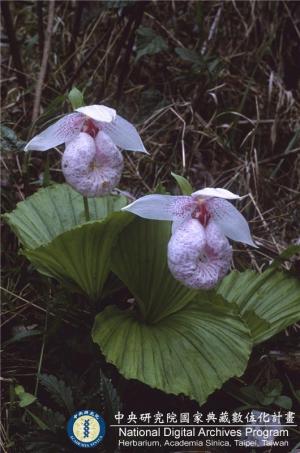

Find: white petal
<box><xmin>206</xmin><ymin>198</ymin><xmax>257</xmax><ymax>247</ymax></box>
<box><xmin>102</xmin><ymin>115</ymin><xmax>147</xmax><ymax>153</ymax></box>
<box><xmin>122</xmin><ymin>194</ymin><xmax>196</xmax><ymax>221</ymax></box>
<box><xmin>192</xmin><ymin>187</ymin><xmax>243</xmax><ymax>200</ymax></box>
<box><xmin>76</xmin><ymin>105</ymin><xmax>116</xmax><ymax>123</ymax></box>
<box><xmin>24</xmin><ymin>113</ymin><xmax>84</xmax><ymax>152</ymax></box>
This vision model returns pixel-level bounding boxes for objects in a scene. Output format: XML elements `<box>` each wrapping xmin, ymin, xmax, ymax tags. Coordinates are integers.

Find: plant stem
<box><xmin>83</xmin><ymin>196</ymin><xmax>90</xmax><ymax>221</ymax></box>
<box><xmin>34</xmin><ymin>305</ymin><xmax>49</xmax><ymax>396</ymax></box>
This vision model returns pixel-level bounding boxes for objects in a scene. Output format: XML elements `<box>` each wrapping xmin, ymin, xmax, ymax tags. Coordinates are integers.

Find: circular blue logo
<box><xmin>67</xmin><ymin>410</ymin><xmax>106</xmax><ymax>448</ymax></box>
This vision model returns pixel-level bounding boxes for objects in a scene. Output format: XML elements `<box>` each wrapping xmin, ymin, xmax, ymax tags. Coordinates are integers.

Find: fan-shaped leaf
<box><xmin>25</xmin><ymin>212</ymin><xmax>131</xmax><ymax>299</ymax></box>
<box><xmin>4</xmin><ymin>184</ymin><xmax>131</xmax><ymax>299</ymax></box>
<box><xmin>217</xmin><ymin>269</ymin><xmax>300</xmax><ymax>344</ymax></box>
<box><xmin>92</xmin><ymin>296</ymin><xmax>251</xmax><ymax>405</ymax></box>
<box><xmin>4</xmin><ymin>183</ymin><xmax>127</xmax><ymax>249</ymax></box>
<box><xmin>111</xmin><ymin>218</ymin><xmax>196</xmax><ymax>323</ymax></box>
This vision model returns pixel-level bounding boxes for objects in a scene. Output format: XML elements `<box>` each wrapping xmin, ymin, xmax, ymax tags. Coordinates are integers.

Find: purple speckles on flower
<box><xmin>169</xmin><ymin>197</ymin><xmax>197</xmax><ymax>219</ymax></box>
<box><xmin>123</xmin><ymin>187</ymin><xmax>256</xmax><ymax>290</ymax></box>
<box><xmin>24</xmin><ymin>103</ymin><xmax>147</xmax><ymax>197</ymax></box>
<box><xmin>25</xmin><ymin>113</ymin><xmax>85</xmax><ymax>152</ymax></box>
<box><xmin>168</xmin><ymin>219</ymin><xmax>232</xmax><ymax>289</ymax></box>
<box><xmin>62</xmin><ymin>131</ymin><xmax>124</xmax><ymax>197</ymax></box>
<box><xmin>58</xmin><ymin>113</ymin><xmax>85</xmax><ymax>140</ymax></box>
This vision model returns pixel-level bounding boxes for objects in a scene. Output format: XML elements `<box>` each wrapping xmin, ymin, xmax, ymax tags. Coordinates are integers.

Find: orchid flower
<box><xmin>123</xmin><ymin>188</ymin><xmax>256</xmax><ymax>289</ymax></box>
<box><xmin>25</xmin><ymin>105</ymin><xmax>147</xmax><ymax>197</ymax></box>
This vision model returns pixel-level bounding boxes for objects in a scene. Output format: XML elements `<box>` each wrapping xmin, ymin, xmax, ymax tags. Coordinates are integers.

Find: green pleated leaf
<box><xmin>4</xmin><ymin>183</ymin><xmax>127</xmax><ymax>249</ymax></box>
<box><xmin>217</xmin><ymin>269</ymin><xmax>300</xmax><ymax>344</ymax></box>
<box><xmin>92</xmin><ymin>296</ymin><xmax>252</xmax><ymax>405</ymax></box>
<box><xmin>111</xmin><ymin>218</ymin><xmax>196</xmax><ymax>323</ymax></box>
<box><xmin>4</xmin><ymin>184</ymin><xmax>131</xmax><ymax>299</ymax></box>
<box><xmin>25</xmin><ymin>212</ymin><xmax>131</xmax><ymax>299</ymax></box>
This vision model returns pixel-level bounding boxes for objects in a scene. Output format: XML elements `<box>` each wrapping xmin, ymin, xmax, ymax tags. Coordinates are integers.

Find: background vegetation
<box><xmin>1</xmin><ymin>1</ymin><xmax>300</xmax><ymax>452</ymax></box>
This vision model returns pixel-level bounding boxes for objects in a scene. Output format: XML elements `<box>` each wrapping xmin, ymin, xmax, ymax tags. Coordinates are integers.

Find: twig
<box><xmin>34</xmin><ymin>305</ymin><xmax>49</xmax><ymax>396</ymax></box>
<box><xmin>116</xmin><ymin>2</ymin><xmax>148</xmax><ymax>102</ymax></box>
<box><xmin>32</xmin><ymin>0</ymin><xmax>55</xmax><ymax>123</ymax></box>
<box><xmin>99</xmin><ymin>16</ymin><xmax>132</xmax><ymax>98</ymax></box>
<box><xmin>62</xmin><ymin>24</ymin><xmax>113</xmax><ymax>92</ymax></box>
<box><xmin>201</xmin><ymin>5</ymin><xmax>222</xmax><ymax>55</ymax></box>
<box><xmin>248</xmin><ymin>192</ymin><xmax>281</xmax><ymax>253</ymax></box>
<box><xmin>35</xmin><ymin>1</ymin><xmax>44</xmax><ymax>57</ymax></box>
<box><xmin>66</xmin><ymin>1</ymin><xmax>84</xmax><ymax>75</ymax></box>
<box><xmin>170</xmin><ymin>108</ymin><xmax>186</xmax><ymax>170</ymax></box>
<box><xmin>258</xmin><ymin>148</ymin><xmax>300</xmax><ymax>165</ymax></box>
<box><xmin>283</xmin><ymin>1</ymin><xmax>300</xmax><ymax>40</ymax></box>
<box><xmin>1</xmin><ymin>287</ymin><xmax>74</xmax><ymax>326</ymax></box>
<box><xmin>1</xmin><ymin>287</ymin><xmax>51</xmax><ymax>316</ymax></box>
<box><xmin>1</xmin><ymin>1</ymin><xmax>27</xmax><ymax>88</ymax></box>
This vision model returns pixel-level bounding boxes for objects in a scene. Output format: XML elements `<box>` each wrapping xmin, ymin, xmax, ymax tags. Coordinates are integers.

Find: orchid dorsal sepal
<box><xmin>24</xmin><ymin>104</ymin><xmax>147</xmax><ymax>154</ymax></box>
<box><xmin>191</xmin><ymin>187</ymin><xmax>243</xmax><ymax>200</ymax></box>
<box><xmin>75</xmin><ymin>105</ymin><xmax>116</xmax><ymax>123</ymax></box>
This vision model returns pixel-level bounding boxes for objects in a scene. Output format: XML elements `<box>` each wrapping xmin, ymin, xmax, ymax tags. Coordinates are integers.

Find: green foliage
<box><xmin>175</xmin><ymin>47</ymin><xmax>201</xmax><ymax>64</ymax></box>
<box><xmin>93</xmin><ymin>297</ymin><xmax>251</xmax><ymax>405</ymax></box>
<box><xmin>171</xmin><ymin>172</ymin><xmax>193</xmax><ymax>195</ymax></box>
<box><xmin>4</xmin><ymin>184</ymin><xmax>131</xmax><ymax>299</ymax></box>
<box><xmin>217</xmin><ymin>268</ymin><xmax>300</xmax><ymax>344</ymax></box>
<box><xmin>92</xmin><ymin>218</ymin><xmax>252</xmax><ymax>404</ymax></box>
<box><xmin>100</xmin><ymin>370</ymin><xmax>122</xmax><ymax>424</ymax></box>
<box><xmin>39</xmin><ymin>374</ymin><xmax>74</xmax><ymax>415</ymax></box>
<box><xmin>24</xmin><ymin>430</ymin><xmax>70</xmax><ymax>452</ymax></box>
<box><xmin>68</xmin><ymin>87</ymin><xmax>84</xmax><ymax>110</ymax></box>
<box><xmin>0</xmin><ymin>124</ymin><xmax>25</xmax><ymax>152</ymax></box>
<box><xmin>153</xmin><ymin>182</ymin><xmax>170</xmax><ymax>194</ymax></box>
<box><xmin>28</xmin><ymin>405</ymin><xmax>66</xmax><ymax>431</ymax></box>
<box><xmin>111</xmin><ymin>218</ymin><xmax>196</xmax><ymax>323</ymax></box>
<box><xmin>3</xmin><ymin>2</ymin><xmax>300</xmax><ymax>451</ymax></box>
<box><xmin>175</xmin><ymin>47</ymin><xmax>222</xmax><ymax>79</ymax></box>
<box><xmin>15</xmin><ymin>385</ymin><xmax>37</xmax><ymax>408</ymax></box>
<box><xmin>5</xmin><ymin>188</ymin><xmax>300</xmax><ymax>410</ymax></box>
<box><xmin>25</xmin><ymin>212</ymin><xmax>131</xmax><ymax>298</ymax></box>
<box><xmin>269</xmin><ymin>244</ymin><xmax>300</xmax><ymax>269</ymax></box>
<box><xmin>139</xmin><ymin>89</ymin><xmax>166</xmax><ymax>119</ymax></box>
<box><xmin>4</xmin><ymin>183</ymin><xmax>127</xmax><ymax>249</ymax></box>
<box><xmin>93</xmin><ymin>217</ymin><xmax>299</xmax><ymax>405</ymax></box>
<box><xmin>136</xmin><ymin>26</ymin><xmax>168</xmax><ymax>61</ymax></box>
<box><xmin>233</xmin><ymin>379</ymin><xmax>292</xmax><ymax>409</ymax></box>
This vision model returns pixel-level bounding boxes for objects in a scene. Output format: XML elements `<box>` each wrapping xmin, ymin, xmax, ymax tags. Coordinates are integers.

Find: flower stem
<box><xmin>83</xmin><ymin>196</ymin><xmax>90</xmax><ymax>221</ymax></box>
